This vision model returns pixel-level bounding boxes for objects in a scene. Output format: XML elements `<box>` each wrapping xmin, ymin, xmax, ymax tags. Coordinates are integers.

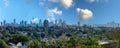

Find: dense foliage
<box><xmin>0</xmin><ymin>26</ymin><xmax>119</xmax><ymax>48</ymax></box>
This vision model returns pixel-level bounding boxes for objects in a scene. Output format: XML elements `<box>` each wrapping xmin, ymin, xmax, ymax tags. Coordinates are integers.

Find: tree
<box><xmin>67</xmin><ymin>36</ymin><xmax>79</xmax><ymax>48</ymax></box>
<box><xmin>66</xmin><ymin>33</ymin><xmax>72</xmax><ymax>37</ymax></box>
<box><xmin>3</xmin><ymin>32</ymin><xmax>11</xmax><ymax>37</ymax></box>
<box><xmin>3</xmin><ymin>32</ymin><xmax>11</xmax><ymax>42</ymax></box>
<box><xmin>0</xmin><ymin>33</ymin><xmax>3</xmax><ymax>38</ymax></box>
<box><xmin>26</xmin><ymin>39</ymin><xmax>41</xmax><ymax>48</ymax></box>
<box><xmin>40</xmin><ymin>33</ymin><xmax>45</xmax><ymax>38</ymax></box>
<box><xmin>9</xmin><ymin>34</ymin><xmax>30</xmax><ymax>44</ymax></box>
<box><xmin>105</xmin><ymin>29</ymin><xmax>120</xmax><ymax>48</ymax></box>
<box><xmin>0</xmin><ymin>40</ymin><xmax>9</xmax><ymax>48</ymax></box>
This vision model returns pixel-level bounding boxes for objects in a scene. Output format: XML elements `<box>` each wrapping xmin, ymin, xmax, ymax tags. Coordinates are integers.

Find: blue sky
<box><xmin>0</xmin><ymin>0</ymin><xmax>120</xmax><ymax>25</ymax></box>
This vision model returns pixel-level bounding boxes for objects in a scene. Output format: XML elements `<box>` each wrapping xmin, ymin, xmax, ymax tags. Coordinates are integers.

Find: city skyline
<box><xmin>1</xmin><ymin>18</ymin><xmax>120</xmax><ymax>28</ymax></box>
<box><xmin>0</xmin><ymin>0</ymin><xmax>120</xmax><ymax>25</ymax></box>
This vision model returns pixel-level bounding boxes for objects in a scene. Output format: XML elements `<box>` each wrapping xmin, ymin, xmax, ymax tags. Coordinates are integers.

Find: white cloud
<box><xmin>76</xmin><ymin>8</ymin><xmax>93</xmax><ymax>20</ymax></box>
<box><xmin>47</xmin><ymin>7</ymin><xmax>62</xmax><ymax>22</ymax></box>
<box><xmin>60</xmin><ymin>0</ymin><xmax>73</xmax><ymax>9</ymax></box>
<box><xmin>76</xmin><ymin>8</ymin><xmax>81</xmax><ymax>12</ymax></box>
<box><xmin>31</xmin><ymin>18</ymin><xmax>39</xmax><ymax>23</ymax></box>
<box><xmin>49</xmin><ymin>0</ymin><xmax>73</xmax><ymax>9</ymax></box>
<box><xmin>3</xmin><ymin>0</ymin><xmax>9</xmax><ymax>7</ymax></box>
<box><xmin>47</xmin><ymin>7</ymin><xmax>62</xmax><ymax>17</ymax></box>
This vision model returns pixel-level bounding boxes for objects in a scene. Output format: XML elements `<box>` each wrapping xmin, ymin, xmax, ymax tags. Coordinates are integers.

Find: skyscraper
<box><xmin>0</xmin><ymin>22</ymin><xmax>2</xmax><ymax>26</ymax></box>
<box><xmin>55</xmin><ymin>19</ymin><xmax>57</xmax><ymax>25</ymax></box>
<box><xmin>25</xmin><ymin>21</ymin><xmax>27</xmax><ymax>25</ymax></box>
<box><xmin>3</xmin><ymin>20</ymin><xmax>6</xmax><ymax>26</ymax></box>
<box><xmin>58</xmin><ymin>19</ymin><xmax>62</xmax><ymax>26</ymax></box>
<box><xmin>43</xmin><ymin>19</ymin><xmax>49</xmax><ymax>27</ymax></box>
<box><xmin>77</xmin><ymin>21</ymin><xmax>80</xmax><ymax>27</ymax></box>
<box><xmin>13</xmin><ymin>19</ymin><xmax>16</xmax><ymax>25</ymax></box>
<box><xmin>20</xmin><ymin>20</ymin><xmax>27</xmax><ymax>26</ymax></box>
<box><xmin>30</xmin><ymin>21</ymin><xmax>32</xmax><ymax>25</ymax></box>
<box><xmin>39</xmin><ymin>19</ymin><xmax>42</xmax><ymax>26</ymax></box>
<box><xmin>20</xmin><ymin>20</ymin><xmax>24</xmax><ymax>25</ymax></box>
<box><xmin>61</xmin><ymin>21</ymin><xmax>66</xmax><ymax>28</ymax></box>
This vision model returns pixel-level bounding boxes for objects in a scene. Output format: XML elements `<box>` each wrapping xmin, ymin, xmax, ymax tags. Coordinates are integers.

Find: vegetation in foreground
<box><xmin>0</xmin><ymin>26</ymin><xmax>119</xmax><ymax>48</ymax></box>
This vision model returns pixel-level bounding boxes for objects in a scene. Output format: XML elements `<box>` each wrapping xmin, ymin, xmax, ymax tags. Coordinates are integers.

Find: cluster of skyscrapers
<box><xmin>0</xmin><ymin>18</ymin><xmax>67</xmax><ymax>27</ymax></box>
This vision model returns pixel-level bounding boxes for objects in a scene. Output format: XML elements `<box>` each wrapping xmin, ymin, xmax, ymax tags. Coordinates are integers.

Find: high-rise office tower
<box><xmin>25</xmin><ymin>21</ymin><xmax>27</xmax><ymax>25</ymax></box>
<box><xmin>39</xmin><ymin>19</ymin><xmax>42</xmax><ymax>26</ymax></box>
<box><xmin>58</xmin><ymin>19</ymin><xmax>62</xmax><ymax>26</ymax></box>
<box><xmin>3</xmin><ymin>20</ymin><xmax>6</xmax><ymax>25</ymax></box>
<box><xmin>13</xmin><ymin>19</ymin><xmax>16</xmax><ymax>25</ymax></box>
<box><xmin>55</xmin><ymin>19</ymin><xmax>57</xmax><ymax>25</ymax></box>
<box><xmin>43</xmin><ymin>19</ymin><xmax>49</xmax><ymax>27</ymax></box>
<box><xmin>61</xmin><ymin>21</ymin><xmax>66</xmax><ymax>28</ymax></box>
<box><xmin>77</xmin><ymin>21</ymin><xmax>80</xmax><ymax>27</ymax></box>
<box><xmin>0</xmin><ymin>22</ymin><xmax>2</xmax><ymax>26</ymax></box>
